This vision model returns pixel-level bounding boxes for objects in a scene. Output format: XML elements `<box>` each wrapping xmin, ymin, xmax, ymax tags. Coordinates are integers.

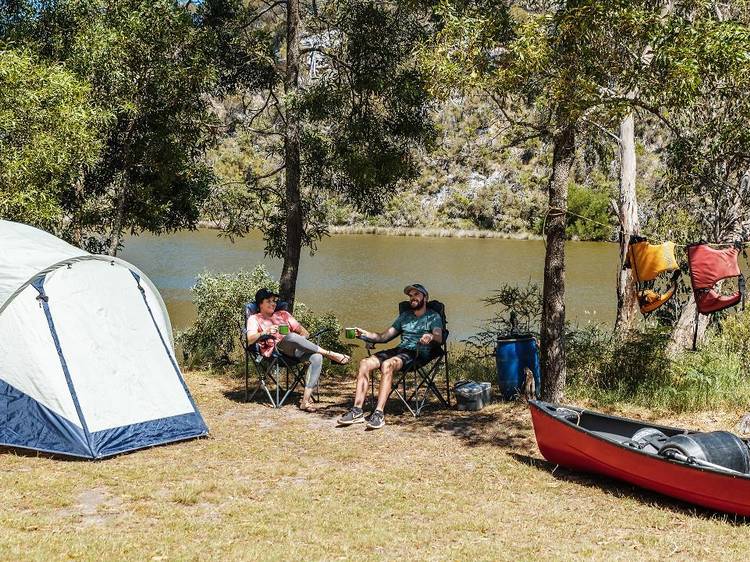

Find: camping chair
<box><xmin>625</xmin><ymin>236</ymin><xmax>681</xmax><ymax>315</ymax></box>
<box><xmin>360</xmin><ymin>300</ymin><xmax>451</xmax><ymax>417</ymax></box>
<box><xmin>687</xmin><ymin>242</ymin><xmax>746</xmax><ymax>349</ymax></box>
<box><xmin>240</xmin><ymin>301</ymin><xmax>332</xmax><ymax>408</ymax></box>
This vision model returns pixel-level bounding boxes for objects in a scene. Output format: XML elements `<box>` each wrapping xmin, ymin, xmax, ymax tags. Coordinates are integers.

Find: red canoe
<box><xmin>529</xmin><ymin>400</ymin><xmax>750</xmax><ymax>516</ymax></box>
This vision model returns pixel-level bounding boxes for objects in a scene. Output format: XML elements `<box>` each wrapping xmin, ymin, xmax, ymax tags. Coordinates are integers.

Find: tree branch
<box><xmin>581</xmin><ymin>118</ymin><xmax>622</xmax><ymax>146</ymax></box>
<box><xmin>249</xmin><ymin>164</ymin><xmax>286</xmax><ymax>182</ymax></box>
<box><xmin>242</xmin><ymin>1</ymin><xmax>287</xmax><ymax>29</ymax></box>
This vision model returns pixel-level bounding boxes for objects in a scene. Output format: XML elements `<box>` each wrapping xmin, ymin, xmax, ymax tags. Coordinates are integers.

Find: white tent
<box><xmin>0</xmin><ymin>220</ymin><xmax>208</xmax><ymax>458</ymax></box>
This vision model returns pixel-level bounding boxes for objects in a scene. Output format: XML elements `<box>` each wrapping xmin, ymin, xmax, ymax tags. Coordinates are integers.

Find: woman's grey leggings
<box><xmin>276</xmin><ymin>333</ymin><xmax>324</xmax><ymax>389</ymax></box>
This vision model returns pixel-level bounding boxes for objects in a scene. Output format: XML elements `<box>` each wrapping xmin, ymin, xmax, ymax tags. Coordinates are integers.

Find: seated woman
<box><xmin>246</xmin><ymin>288</ymin><xmax>350</xmax><ymax>412</ymax></box>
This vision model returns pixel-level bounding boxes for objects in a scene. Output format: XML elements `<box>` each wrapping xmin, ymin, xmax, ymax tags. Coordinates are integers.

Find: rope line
<box><xmin>544</xmin><ymin>206</ymin><xmax>750</xmax><ymax>248</ymax></box>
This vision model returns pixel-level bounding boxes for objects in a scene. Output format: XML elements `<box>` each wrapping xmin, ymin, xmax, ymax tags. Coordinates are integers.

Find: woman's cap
<box><xmin>255</xmin><ymin>288</ymin><xmax>279</xmax><ymax>305</ymax></box>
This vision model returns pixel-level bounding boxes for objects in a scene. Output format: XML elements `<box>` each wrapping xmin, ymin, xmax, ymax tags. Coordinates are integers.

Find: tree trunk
<box><xmin>541</xmin><ymin>125</ymin><xmax>576</xmax><ymax>403</ymax></box>
<box><xmin>108</xmin><ymin>173</ymin><xmax>127</xmax><ymax>256</ymax></box>
<box><xmin>278</xmin><ymin>0</ymin><xmax>302</xmax><ymax>310</ymax></box>
<box><xmin>667</xmin><ymin>294</ymin><xmax>710</xmax><ymax>356</ymax></box>
<box><xmin>614</xmin><ymin>111</ymin><xmax>641</xmax><ymax>334</ymax></box>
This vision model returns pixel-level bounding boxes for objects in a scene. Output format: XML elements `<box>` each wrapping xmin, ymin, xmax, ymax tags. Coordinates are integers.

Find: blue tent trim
<box><xmin>129</xmin><ymin>270</ymin><xmax>208</xmax><ymax>428</ymax></box>
<box><xmin>0</xmin><ymin>378</ymin><xmax>208</xmax><ymax>458</ymax></box>
<box><xmin>89</xmin><ymin>412</ymin><xmax>208</xmax><ymax>458</ymax></box>
<box><xmin>0</xmin><ymin>378</ymin><xmax>91</xmax><ymax>458</ymax></box>
<box><xmin>31</xmin><ymin>276</ymin><xmax>93</xmax><ymax>451</ymax></box>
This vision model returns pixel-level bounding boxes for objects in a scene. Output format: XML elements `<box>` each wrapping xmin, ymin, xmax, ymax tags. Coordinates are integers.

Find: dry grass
<box><xmin>2</xmin><ymin>371</ymin><xmax>750</xmax><ymax>561</ymax></box>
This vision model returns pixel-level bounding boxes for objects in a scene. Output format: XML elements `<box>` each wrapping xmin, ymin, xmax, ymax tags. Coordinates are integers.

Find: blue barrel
<box><xmin>495</xmin><ymin>335</ymin><xmax>541</xmax><ymax>400</ymax></box>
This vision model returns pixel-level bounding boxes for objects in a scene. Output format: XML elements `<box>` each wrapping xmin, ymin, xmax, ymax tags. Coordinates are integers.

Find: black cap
<box><xmin>255</xmin><ymin>288</ymin><xmax>279</xmax><ymax>306</ymax></box>
<box><xmin>404</xmin><ymin>283</ymin><xmax>428</xmax><ymax>298</ymax></box>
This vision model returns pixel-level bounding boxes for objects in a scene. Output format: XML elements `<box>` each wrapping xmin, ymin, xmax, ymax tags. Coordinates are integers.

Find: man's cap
<box><xmin>404</xmin><ymin>283</ymin><xmax>428</xmax><ymax>298</ymax></box>
<box><xmin>255</xmin><ymin>288</ymin><xmax>279</xmax><ymax>305</ymax></box>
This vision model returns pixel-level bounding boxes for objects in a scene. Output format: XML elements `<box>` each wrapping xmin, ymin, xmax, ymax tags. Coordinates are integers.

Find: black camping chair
<box><xmin>240</xmin><ymin>301</ymin><xmax>331</xmax><ymax>408</ymax></box>
<box><xmin>361</xmin><ymin>300</ymin><xmax>451</xmax><ymax>417</ymax></box>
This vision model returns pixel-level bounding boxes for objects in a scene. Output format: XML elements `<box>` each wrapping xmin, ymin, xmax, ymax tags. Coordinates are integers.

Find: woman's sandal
<box><xmin>299</xmin><ymin>399</ymin><xmax>318</xmax><ymax>412</ymax></box>
<box><xmin>328</xmin><ymin>351</ymin><xmax>351</xmax><ymax>365</ymax></box>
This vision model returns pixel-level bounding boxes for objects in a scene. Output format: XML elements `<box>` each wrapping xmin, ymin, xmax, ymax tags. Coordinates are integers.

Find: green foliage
<box><xmin>566</xmin><ymin>318</ymin><xmax>750</xmax><ymax>413</ymax></box>
<box><xmin>178</xmin><ymin>265</ymin><xmax>347</xmax><ymax>368</ymax></box>
<box><xmin>565</xmin><ymin>182</ymin><xmax>615</xmax><ymax>241</ymax></box>
<box><xmin>0</xmin><ymin>48</ymin><xmax>109</xmax><ymax>230</ymax></box>
<box><xmin>178</xmin><ymin>266</ymin><xmax>277</xmax><ymax>366</ymax></box>
<box><xmin>3</xmin><ymin>0</ymin><xmax>221</xmax><ymax>251</ymax></box>
<box><xmin>458</xmin><ymin>284</ymin><xmax>750</xmax><ymax>412</ymax></box>
<box><xmin>202</xmin><ymin>0</ymin><xmax>436</xmax><ymax>261</ymax></box>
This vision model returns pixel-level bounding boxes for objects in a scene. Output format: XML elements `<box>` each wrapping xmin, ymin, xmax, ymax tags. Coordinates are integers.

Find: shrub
<box><xmin>178</xmin><ymin>265</ymin><xmax>348</xmax><ymax>368</ymax></box>
<box><xmin>461</xmin><ymin>283</ymin><xmax>750</xmax><ymax>412</ymax></box>
<box><xmin>565</xmin><ymin>183</ymin><xmax>615</xmax><ymax>241</ymax></box>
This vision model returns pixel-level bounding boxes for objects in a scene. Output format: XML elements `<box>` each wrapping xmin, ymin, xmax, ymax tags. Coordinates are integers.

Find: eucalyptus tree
<box><xmin>0</xmin><ymin>48</ymin><xmax>110</xmax><ymax>231</ymax></box>
<box><xmin>660</xmin><ymin>73</ymin><xmax>750</xmax><ymax>350</ymax></box>
<box><xmin>424</xmin><ymin>0</ymin><xmax>747</xmax><ymax>401</ymax></box>
<box><xmin>2</xmin><ymin>0</ymin><xmax>221</xmax><ymax>253</ymax></box>
<box><xmin>202</xmin><ymin>0</ymin><xmax>435</xmax><ymax>308</ymax></box>
<box><xmin>425</xmin><ymin>0</ymin><xmax>673</xmax><ymax>401</ymax></box>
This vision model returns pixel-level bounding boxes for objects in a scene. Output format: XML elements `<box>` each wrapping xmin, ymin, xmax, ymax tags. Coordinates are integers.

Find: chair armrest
<box><xmin>310</xmin><ymin>328</ymin><xmax>335</xmax><ymax>341</ymax></box>
<box><xmin>243</xmin><ymin>332</ymin><xmax>273</xmax><ymax>353</ymax></box>
<box><xmin>357</xmin><ymin>335</ymin><xmax>377</xmax><ymax>350</ymax></box>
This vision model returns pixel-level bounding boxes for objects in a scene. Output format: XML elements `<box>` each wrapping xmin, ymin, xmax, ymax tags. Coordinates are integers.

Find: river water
<box><xmin>121</xmin><ymin>229</ymin><xmax>620</xmax><ymax>342</ymax></box>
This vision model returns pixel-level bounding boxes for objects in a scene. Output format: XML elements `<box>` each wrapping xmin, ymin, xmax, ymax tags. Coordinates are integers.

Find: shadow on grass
<box><xmin>214</xmin><ymin>370</ymin><xmax>750</xmax><ymax>523</ymax></box>
<box><xmin>509</xmin><ymin>451</ymin><xmax>750</xmax><ymax>525</ymax></box>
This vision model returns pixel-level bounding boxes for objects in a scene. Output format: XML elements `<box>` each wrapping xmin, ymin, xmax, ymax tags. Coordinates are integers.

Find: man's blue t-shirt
<box><xmin>392</xmin><ymin>309</ymin><xmax>443</xmax><ymax>355</ymax></box>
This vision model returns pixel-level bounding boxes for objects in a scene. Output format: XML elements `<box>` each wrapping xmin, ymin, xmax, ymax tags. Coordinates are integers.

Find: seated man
<box><xmin>337</xmin><ymin>283</ymin><xmax>443</xmax><ymax>430</ymax></box>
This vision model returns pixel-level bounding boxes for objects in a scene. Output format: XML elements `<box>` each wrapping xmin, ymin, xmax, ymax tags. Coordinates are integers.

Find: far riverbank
<box><xmin>199</xmin><ymin>221</ymin><xmax>543</xmax><ymax>240</ymax></box>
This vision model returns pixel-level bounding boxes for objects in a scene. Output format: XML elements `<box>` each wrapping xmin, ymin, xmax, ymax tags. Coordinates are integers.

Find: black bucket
<box><xmin>659</xmin><ymin>431</ymin><xmax>750</xmax><ymax>473</ymax></box>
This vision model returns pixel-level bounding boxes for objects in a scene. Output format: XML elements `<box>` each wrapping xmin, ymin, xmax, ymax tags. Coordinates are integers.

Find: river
<box><xmin>121</xmin><ymin>229</ymin><xmax>621</xmax><ymax>342</ymax></box>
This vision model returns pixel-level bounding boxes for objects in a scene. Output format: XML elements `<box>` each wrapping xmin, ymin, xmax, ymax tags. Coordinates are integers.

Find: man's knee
<box><xmin>309</xmin><ymin>352</ymin><xmax>322</xmax><ymax>366</ymax></box>
<box><xmin>359</xmin><ymin>357</ymin><xmax>375</xmax><ymax>371</ymax></box>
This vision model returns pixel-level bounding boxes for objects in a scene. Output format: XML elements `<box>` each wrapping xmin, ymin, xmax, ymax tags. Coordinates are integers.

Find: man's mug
<box><xmin>278</xmin><ymin>324</ymin><xmax>290</xmax><ymax>335</ymax></box>
<box><xmin>345</xmin><ymin>327</ymin><xmax>356</xmax><ymax>339</ymax></box>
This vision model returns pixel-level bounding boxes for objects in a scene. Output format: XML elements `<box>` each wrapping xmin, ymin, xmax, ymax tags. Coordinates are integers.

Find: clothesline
<box><xmin>544</xmin><ymin>207</ymin><xmax>750</xmax><ymax>248</ymax></box>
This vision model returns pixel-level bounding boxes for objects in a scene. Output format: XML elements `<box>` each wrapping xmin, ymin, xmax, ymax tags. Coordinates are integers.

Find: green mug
<box><xmin>278</xmin><ymin>324</ymin><xmax>290</xmax><ymax>335</ymax></box>
<box><xmin>345</xmin><ymin>327</ymin><xmax>356</xmax><ymax>339</ymax></box>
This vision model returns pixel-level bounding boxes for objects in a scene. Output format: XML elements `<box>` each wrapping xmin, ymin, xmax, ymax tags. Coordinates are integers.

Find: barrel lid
<box><xmin>496</xmin><ymin>333</ymin><xmax>536</xmax><ymax>343</ymax></box>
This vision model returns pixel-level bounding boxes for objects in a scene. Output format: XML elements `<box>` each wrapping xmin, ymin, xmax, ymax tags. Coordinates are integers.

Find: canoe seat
<box><xmin>591</xmin><ymin>430</ymin><xmax>631</xmax><ymax>444</ymax></box>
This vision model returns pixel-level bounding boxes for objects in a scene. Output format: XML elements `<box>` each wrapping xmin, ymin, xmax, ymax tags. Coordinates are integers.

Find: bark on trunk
<box><xmin>667</xmin><ymin>294</ymin><xmax>711</xmax><ymax>356</ymax></box>
<box><xmin>614</xmin><ymin>111</ymin><xmax>641</xmax><ymax>334</ymax></box>
<box><xmin>108</xmin><ymin>173</ymin><xmax>127</xmax><ymax>256</ymax></box>
<box><xmin>278</xmin><ymin>0</ymin><xmax>302</xmax><ymax>311</ymax></box>
<box><xmin>541</xmin><ymin>125</ymin><xmax>576</xmax><ymax>403</ymax></box>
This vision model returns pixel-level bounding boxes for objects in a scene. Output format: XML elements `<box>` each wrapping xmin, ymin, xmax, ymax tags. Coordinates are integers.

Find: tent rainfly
<box><xmin>0</xmin><ymin>220</ymin><xmax>208</xmax><ymax>458</ymax></box>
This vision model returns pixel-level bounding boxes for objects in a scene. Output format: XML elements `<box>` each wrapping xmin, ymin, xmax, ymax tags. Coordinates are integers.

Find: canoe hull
<box><xmin>529</xmin><ymin>400</ymin><xmax>750</xmax><ymax>516</ymax></box>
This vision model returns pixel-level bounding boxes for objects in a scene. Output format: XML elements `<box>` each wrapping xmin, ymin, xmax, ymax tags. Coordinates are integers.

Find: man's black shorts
<box><xmin>373</xmin><ymin>347</ymin><xmax>421</xmax><ymax>370</ymax></box>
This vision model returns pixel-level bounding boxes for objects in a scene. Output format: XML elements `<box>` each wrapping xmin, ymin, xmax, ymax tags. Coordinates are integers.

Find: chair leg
<box><xmin>278</xmin><ymin>365</ymin><xmax>305</xmax><ymax>407</ymax></box>
<box><xmin>445</xmin><ymin>354</ymin><xmax>451</xmax><ymax>406</ymax></box>
<box><xmin>244</xmin><ymin>351</ymin><xmax>249</xmax><ymax>403</ymax></box>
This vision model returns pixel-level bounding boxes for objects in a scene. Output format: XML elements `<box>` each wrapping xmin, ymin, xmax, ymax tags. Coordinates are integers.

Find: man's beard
<box><xmin>409</xmin><ymin>297</ymin><xmax>424</xmax><ymax>310</ymax></box>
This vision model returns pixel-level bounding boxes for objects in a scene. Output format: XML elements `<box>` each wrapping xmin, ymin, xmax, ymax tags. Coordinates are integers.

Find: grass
<box><xmin>2</xmin><ymin>370</ymin><xmax>750</xmax><ymax>561</ymax></box>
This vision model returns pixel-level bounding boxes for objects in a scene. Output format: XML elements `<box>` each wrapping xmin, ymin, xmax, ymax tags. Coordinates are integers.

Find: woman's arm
<box><xmin>287</xmin><ymin>313</ymin><xmax>309</xmax><ymax>338</ymax></box>
<box><xmin>246</xmin><ymin>320</ymin><xmax>277</xmax><ymax>345</ymax></box>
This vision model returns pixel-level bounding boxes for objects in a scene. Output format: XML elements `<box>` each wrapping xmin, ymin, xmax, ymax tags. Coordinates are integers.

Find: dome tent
<box><xmin>0</xmin><ymin>220</ymin><xmax>208</xmax><ymax>458</ymax></box>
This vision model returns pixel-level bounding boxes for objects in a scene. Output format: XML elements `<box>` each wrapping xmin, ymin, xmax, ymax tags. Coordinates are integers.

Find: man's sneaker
<box><xmin>337</xmin><ymin>408</ymin><xmax>364</xmax><ymax>426</ymax></box>
<box><xmin>366</xmin><ymin>410</ymin><xmax>385</xmax><ymax>430</ymax></box>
